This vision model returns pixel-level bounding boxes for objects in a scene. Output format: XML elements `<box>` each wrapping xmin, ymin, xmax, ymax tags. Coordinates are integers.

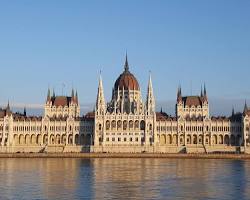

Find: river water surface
<box><xmin>0</xmin><ymin>158</ymin><xmax>249</xmax><ymax>200</ymax></box>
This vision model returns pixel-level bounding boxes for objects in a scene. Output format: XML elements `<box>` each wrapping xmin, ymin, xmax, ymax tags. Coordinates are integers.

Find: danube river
<box><xmin>0</xmin><ymin>158</ymin><xmax>249</xmax><ymax>200</ymax></box>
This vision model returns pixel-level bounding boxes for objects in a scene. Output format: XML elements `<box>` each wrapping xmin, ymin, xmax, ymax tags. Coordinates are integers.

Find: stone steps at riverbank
<box><xmin>0</xmin><ymin>153</ymin><xmax>250</xmax><ymax>159</ymax></box>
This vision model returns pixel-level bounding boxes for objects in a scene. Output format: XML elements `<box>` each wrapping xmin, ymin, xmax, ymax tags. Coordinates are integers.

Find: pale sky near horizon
<box><xmin>0</xmin><ymin>0</ymin><xmax>250</xmax><ymax>115</ymax></box>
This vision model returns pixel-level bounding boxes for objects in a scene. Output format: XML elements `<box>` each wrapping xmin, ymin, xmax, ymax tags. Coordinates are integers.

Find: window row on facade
<box><xmin>100</xmin><ymin>120</ymin><xmax>148</xmax><ymax>131</ymax></box>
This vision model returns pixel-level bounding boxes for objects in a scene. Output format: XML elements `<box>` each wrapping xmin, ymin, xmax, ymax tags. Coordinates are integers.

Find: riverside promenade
<box><xmin>1</xmin><ymin>153</ymin><xmax>250</xmax><ymax>159</ymax></box>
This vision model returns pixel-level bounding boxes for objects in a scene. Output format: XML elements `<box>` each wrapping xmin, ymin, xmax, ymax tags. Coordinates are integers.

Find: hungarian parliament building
<box><xmin>1</xmin><ymin>56</ymin><xmax>250</xmax><ymax>154</ymax></box>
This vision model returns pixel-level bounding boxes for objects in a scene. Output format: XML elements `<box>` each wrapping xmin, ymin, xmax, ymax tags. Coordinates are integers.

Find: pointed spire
<box><xmin>47</xmin><ymin>88</ymin><xmax>51</xmax><ymax>102</ymax></box>
<box><xmin>124</xmin><ymin>52</ymin><xmax>129</xmax><ymax>72</ymax></box>
<box><xmin>24</xmin><ymin>107</ymin><xmax>27</xmax><ymax>117</ymax></box>
<box><xmin>200</xmin><ymin>85</ymin><xmax>203</xmax><ymax>97</ymax></box>
<box><xmin>52</xmin><ymin>89</ymin><xmax>55</xmax><ymax>98</ymax></box>
<box><xmin>177</xmin><ymin>85</ymin><xmax>182</xmax><ymax>102</ymax></box>
<box><xmin>232</xmin><ymin>106</ymin><xmax>235</xmax><ymax>116</ymax></box>
<box><xmin>203</xmin><ymin>83</ymin><xmax>208</xmax><ymax>102</ymax></box>
<box><xmin>96</xmin><ymin>72</ymin><xmax>106</xmax><ymax>114</ymax></box>
<box><xmin>6</xmin><ymin>100</ymin><xmax>11</xmax><ymax>115</ymax></box>
<box><xmin>75</xmin><ymin>90</ymin><xmax>79</xmax><ymax>104</ymax></box>
<box><xmin>149</xmin><ymin>71</ymin><xmax>153</xmax><ymax>87</ymax></box>
<box><xmin>146</xmin><ymin>71</ymin><xmax>155</xmax><ymax>114</ymax></box>
<box><xmin>71</xmin><ymin>88</ymin><xmax>75</xmax><ymax>98</ymax></box>
<box><xmin>244</xmin><ymin>100</ymin><xmax>248</xmax><ymax>113</ymax></box>
<box><xmin>204</xmin><ymin>84</ymin><xmax>207</xmax><ymax>96</ymax></box>
<box><xmin>6</xmin><ymin>100</ymin><xmax>10</xmax><ymax>110</ymax></box>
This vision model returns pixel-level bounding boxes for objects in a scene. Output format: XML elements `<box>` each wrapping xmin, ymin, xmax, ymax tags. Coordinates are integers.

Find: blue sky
<box><xmin>0</xmin><ymin>0</ymin><xmax>249</xmax><ymax>115</ymax></box>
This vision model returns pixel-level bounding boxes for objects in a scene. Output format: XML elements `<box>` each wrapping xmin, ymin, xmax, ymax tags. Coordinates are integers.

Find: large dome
<box><xmin>114</xmin><ymin>56</ymin><xmax>140</xmax><ymax>91</ymax></box>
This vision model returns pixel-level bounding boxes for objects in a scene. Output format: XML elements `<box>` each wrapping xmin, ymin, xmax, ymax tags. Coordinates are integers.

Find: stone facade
<box><xmin>0</xmin><ymin>56</ymin><xmax>250</xmax><ymax>153</ymax></box>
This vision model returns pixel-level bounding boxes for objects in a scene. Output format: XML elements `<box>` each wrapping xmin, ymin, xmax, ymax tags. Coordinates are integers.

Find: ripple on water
<box><xmin>0</xmin><ymin>158</ymin><xmax>249</xmax><ymax>200</ymax></box>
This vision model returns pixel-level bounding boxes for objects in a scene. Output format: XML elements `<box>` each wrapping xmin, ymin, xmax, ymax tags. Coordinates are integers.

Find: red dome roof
<box><xmin>114</xmin><ymin>55</ymin><xmax>140</xmax><ymax>91</ymax></box>
<box><xmin>114</xmin><ymin>71</ymin><xmax>140</xmax><ymax>91</ymax></box>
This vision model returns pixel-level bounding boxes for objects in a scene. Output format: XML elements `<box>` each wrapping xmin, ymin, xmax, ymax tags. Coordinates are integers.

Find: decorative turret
<box><xmin>24</xmin><ymin>107</ymin><xmax>27</xmax><ymax>117</ymax></box>
<box><xmin>6</xmin><ymin>100</ymin><xmax>10</xmax><ymax>111</ymax></box>
<box><xmin>5</xmin><ymin>100</ymin><xmax>11</xmax><ymax>115</ymax></box>
<box><xmin>200</xmin><ymin>85</ymin><xmax>204</xmax><ymax>97</ymax></box>
<box><xmin>75</xmin><ymin>90</ymin><xmax>79</xmax><ymax>105</ymax></box>
<box><xmin>71</xmin><ymin>88</ymin><xmax>75</xmax><ymax>99</ymax></box>
<box><xmin>47</xmin><ymin>88</ymin><xmax>51</xmax><ymax>102</ymax></box>
<box><xmin>232</xmin><ymin>106</ymin><xmax>235</xmax><ymax>116</ymax></box>
<box><xmin>124</xmin><ymin>52</ymin><xmax>129</xmax><ymax>72</ymax></box>
<box><xmin>177</xmin><ymin>86</ymin><xmax>182</xmax><ymax>103</ymax></box>
<box><xmin>203</xmin><ymin>84</ymin><xmax>208</xmax><ymax>102</ymax></box>
<box><xmin>52</xmin><ymin>89</ymin><xmax>55</xmax><ymax>98</ymax></box>
<box><xmin>96</xmin><ymin>73</ymin><xmax>106</xmax><ymax>115</ymax></box>
<box><xmin>146</xmin><ymin>72</ymin><xmax>155</xmax><ymax>115</ymax></box>
<box><xmin>244</xmin><ymin>100</ymin><xmax>248</xmax><ymax>113</ymax></box>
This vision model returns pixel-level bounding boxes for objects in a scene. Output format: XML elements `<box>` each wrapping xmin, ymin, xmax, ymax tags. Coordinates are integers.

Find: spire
<box><xmin>96</xmin><ymin>72</ymin><xmax>106</xmax><ymax>115</ymax></box>
<box><xmin>47</xmin><ymin>88</ymin><xmax>51</xmax><ymax>102</ymax></box>
<box><xmin>200</xmin><ymin>85</ymin><xmax>203</xmax><ymax>97</ymax></box>
<box><xmin>204</xmin><ymin>84</ymin><xmax>207</xmax><ymax>96</ymax></box>
<box><xmin>75</xmin><ymin>90</ymin><xmax>78</xmax><ymax>104</ymax></box>
<box><xmin>6</xmin><ymin>100</ymin><xmax>11</xmax><ymax>115</ymax></box>
<box><xmin>6</xmin><ymin>100</ymin><xmax>10</xmax><ymax>111</ymax></box>
<box><xmin>146</xmin><ymin>71</ymin><xmax>155</xmax><ymax>114</ymax></box>
<box><xmin>52</xmin><ymin>89</ymin><xmax>55</xmax><ymax>98</ymax></box>
<box><xmin>203</xmin><ymin>84</ymin><xmax>208</xmax><ymax>101</ymax></box>
<box><xmin>24</xmin><ymin>107</ymin><xmax>27</xmax><ymax>117</ymax></box>
<box><xmin>232</xmin><ymin>106</ymin><xmax>235</xmax><ymax>116</ymax></box>
<box><xmin>244</xmin><ymin>100</ymin><xmax>248</xmax><ymax>113</ymax></box>
<box><xmin>71</xmin><ymin>88</ymin><xmax>75</xmax><ymax>98</ymax></box>
<box><xmin>177</xmin><ymin>85</ymin><xmax>182</xmax><ymax>102</ymax></box>
<box><xmin>124</xmin><ymin>52</ymin><xmax>129</xmax><ymax>72</ymax></box>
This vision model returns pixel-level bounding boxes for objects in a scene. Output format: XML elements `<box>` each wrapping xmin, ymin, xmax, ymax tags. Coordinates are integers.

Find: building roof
<box><xmin>182</xmin><ymin>96</ymin><xmax>203</xmax><ymax>107</ymax></box>
<box><xmin>51</xmin><ymin>96</ymin><xmax>73</xmax><ymax>107</ymax></box>
<box><xmin>211</xmin><ymin>116</ymin><xmax>230</xmax><ymax>122</ymax></box>
<box><xmin>156</xmin><ymin>112</ymin><xmax>176</xmax><ymax>121</ymax></box>
<box><xmin>114</xmin><ymin>55</ymin><xmax>140</xmax><ymax>91</ymax></box>
<box><xmin>114</xmin><ymin>71</ymin><xmax>140</xmax><ymax>91</ymax></box>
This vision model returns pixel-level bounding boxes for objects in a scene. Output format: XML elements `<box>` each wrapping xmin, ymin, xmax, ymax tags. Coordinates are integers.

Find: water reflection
<box><xmin>0</xmin><ymin>158</ymin><xmax>249</xmax><ymax>200</ymax></box>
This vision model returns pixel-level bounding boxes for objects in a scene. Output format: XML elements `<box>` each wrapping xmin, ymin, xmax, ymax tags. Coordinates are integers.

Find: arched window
<box><xmin>123</xmin><ymin>121</ymin><xmax>127</xmax><ymax>130</ymax></box>
<box><xmin>129</xmin><ymin>121</ymin><xmax>133</xmax><ymax>129</ymax></box>
<box><xmin>111</xmin><ymin>120</ymin><xmax>116</xmax><ymax>130</ymax></box>
<box><xmin>140</xmin><ymin>121</ymin><xmax>145</xmax><ymax>131</ymax></box>
<box><xmin>149</xmin><ymin>124</ymin><xmax>153</xmax><ymax>131</ymax></box>
<box><xmin>106</xmin><ymin>121</ymin><xmax>110</xmax><ymax>130</ymax></box>
<box><xmin>117</xmin><ymin>121</ymin><xmax>122</xmax><ymax>129</ymax></box>
<box><xmin>135</xmin><ymin>121</ymin><xmax>139</xmax><ymax>129</ymax></box>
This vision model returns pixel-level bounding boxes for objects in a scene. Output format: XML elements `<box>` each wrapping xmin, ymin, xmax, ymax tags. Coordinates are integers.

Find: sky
<box><xmin>0</xmin><ymin>0</ymin><xmax>250</xmax><ymax>116</ymax></box>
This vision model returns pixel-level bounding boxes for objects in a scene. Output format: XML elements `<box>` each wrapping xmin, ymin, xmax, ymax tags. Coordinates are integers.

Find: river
<box><xmin>0</xmin><ymin>158</ymin><xmax>249</xmax><ymax>200</ymax></box>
